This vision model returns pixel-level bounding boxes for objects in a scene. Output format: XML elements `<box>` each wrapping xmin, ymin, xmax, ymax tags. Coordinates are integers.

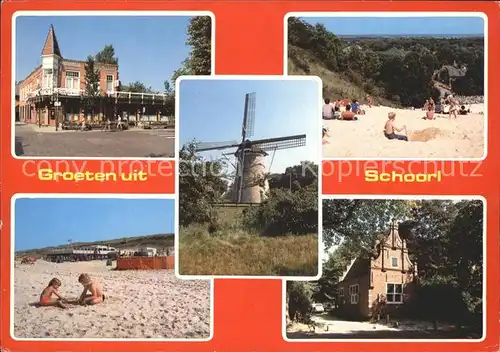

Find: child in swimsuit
<box><xmin>39</xmin><ymin>278</ymin><xmax>67</xmax><ymax>308</ymax></box>
<box><xmin>78</xmin><ymin>273</ymin><xmax>105</xmax><ymax>306</ymax></box>
<box><xmin>384</xmin><ymin>112</ymin><xmax>408</xmax><ymax>141</ymax></box>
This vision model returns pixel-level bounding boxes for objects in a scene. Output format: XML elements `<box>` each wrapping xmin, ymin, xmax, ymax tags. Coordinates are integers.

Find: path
<box><xmin>14</xmin><ymin>124</ymin><xmax>175</xmax><ymax>158</ymax></box>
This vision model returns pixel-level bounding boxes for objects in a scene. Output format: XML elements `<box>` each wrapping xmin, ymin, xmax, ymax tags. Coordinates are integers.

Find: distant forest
<box><xmin>288</xmin><ymin>17</ymin><xmax>484</xmax><ymax>107</ymax></box>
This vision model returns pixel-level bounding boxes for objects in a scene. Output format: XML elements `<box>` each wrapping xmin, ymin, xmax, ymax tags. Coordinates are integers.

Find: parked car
<box><xmin>323</xmin><ymin>302</ymin><xmax>334</xmax><ymax>311</ymax></box>
<box><xmin>311</xmin><ymin>303</ymin><xmax>325</xmax><ymax>313</ymax></box>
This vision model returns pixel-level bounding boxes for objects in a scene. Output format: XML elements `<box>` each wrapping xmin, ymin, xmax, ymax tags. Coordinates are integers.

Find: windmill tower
<box><xmin>195</xmin><ymin>92</ymin><xmax>306</xmax><ymax>204</ymax></box>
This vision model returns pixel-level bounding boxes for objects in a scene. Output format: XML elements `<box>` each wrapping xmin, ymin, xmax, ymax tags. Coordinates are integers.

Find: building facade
<box><xmin>17</xmin><ymin>25</ymin><xmax>171</xmax><ymax>127</ymax></box>
<box><xmin>336</xmin><ymin>223</ymin><xmax>418</xmax><ymax>320</ymax></box>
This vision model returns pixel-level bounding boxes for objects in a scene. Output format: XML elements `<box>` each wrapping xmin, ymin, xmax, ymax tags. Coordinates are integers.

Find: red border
<box><xmin>2</xmin><ymin>1</ymin><xmax>499</xmax><ymax>351</ymax></box>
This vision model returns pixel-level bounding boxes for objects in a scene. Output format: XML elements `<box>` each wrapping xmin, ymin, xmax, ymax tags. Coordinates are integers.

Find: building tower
<box><xmin>41</xmin><ymin>25</ymin><xmax>62</xmax><ymax>92</ymax></box>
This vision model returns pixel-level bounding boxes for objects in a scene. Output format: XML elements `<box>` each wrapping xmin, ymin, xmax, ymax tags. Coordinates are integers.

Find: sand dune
<box><xmin>323</xmin><ymin>104</ymin><xmax>485</xmax><ymax>159</ymax></box>
<box><xmin>13</xmin><ymin>260</ymin><xmax>211</xmax><ymax>339</ymax></box>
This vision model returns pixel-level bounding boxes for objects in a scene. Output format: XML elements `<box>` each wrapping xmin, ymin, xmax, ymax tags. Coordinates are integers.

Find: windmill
<box><xmin>195</xmin><ymin>92</ymin><xmax>306</xmax><ymax>204</ymax></box>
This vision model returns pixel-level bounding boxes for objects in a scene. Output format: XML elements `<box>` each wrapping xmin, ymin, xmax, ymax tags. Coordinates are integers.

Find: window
<box><xmin>349</xmin><ymin>284</ymin><xmax>359</xmax><ymax>304</ymax></box>
<box><xmin>386</xmin><ymin>283</ymin><xmax>403</xmax><ymax>304</ymax></box>
<box><xmin>43</xmin><ymin>69</ymin><xmax>53</xmax><ymax>88</ymax></box>
<box><xmin>391</xmin><ymin>257</ymin><xmax>398</xmax><ymax>268</ymax></box>
<box><xmin>338</xmin><ymin>287</ymin><xmax>344</xmax><ymax>297</ymax></box>
<box><xmin>106</xmin><ymin>74</ymin><xmax>114</xmax><ymax>92</ymax></box>
<box><xmin>65</xmin><ymin>71</ymin><xmax>80</xmax><ymax>90</ymax></box>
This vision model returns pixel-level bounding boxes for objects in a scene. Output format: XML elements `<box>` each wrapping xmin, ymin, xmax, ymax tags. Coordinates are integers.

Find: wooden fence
<box><xmin>116</xmin><ymin>256</ymin><xmax>174</xmax><ymax>270</ymax></box>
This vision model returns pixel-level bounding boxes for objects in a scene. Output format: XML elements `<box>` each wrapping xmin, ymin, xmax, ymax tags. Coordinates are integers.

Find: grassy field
<box><xmin>178</xmin><ymin>206</ymin><xmax>319</xmax><ymax>276</ymax></box>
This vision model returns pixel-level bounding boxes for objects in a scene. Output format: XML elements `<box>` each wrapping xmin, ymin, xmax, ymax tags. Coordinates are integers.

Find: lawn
<box><xmin>178</xmin><ymin>205</ymin><xmax>319</xmax><ymax>276</ymax></box>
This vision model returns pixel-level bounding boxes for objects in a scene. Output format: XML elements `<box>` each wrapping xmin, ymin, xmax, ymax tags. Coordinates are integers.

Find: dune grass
<box><xmin>178</xmin><ymin>223</ymin><xmax>318</xmax><ymax>277</ymax></box>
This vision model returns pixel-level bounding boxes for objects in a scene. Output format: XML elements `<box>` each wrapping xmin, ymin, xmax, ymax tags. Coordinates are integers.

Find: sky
<box><xmin>15</xmin><ymin>15</ymin><xmax>204</xmax><ymax>91</ymax></box>
<box><xmin>15</xmin><ymin>198</ymin><xmax>175</xmax><ymax>251</ymax></box>
<box><xmin>179</xmin><ymin>78</ymin><xmax>321</xmax><ymax>174</ymax></box>
<box><xmin>301</xmin><ymin>16</ymin><xmax>485</xmax><ymax>36</ymax></box>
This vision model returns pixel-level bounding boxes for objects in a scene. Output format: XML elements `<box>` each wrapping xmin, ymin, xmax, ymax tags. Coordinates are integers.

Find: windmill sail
<box><xmin>241</xmin><ymin>92</ymin><xmax>256</xmax><ymax>140</ymax></box>
<box><xmin>252</xmin><ymin>134</ymin><xmax>306</xmax><ymax>151</ymax></box>
<box><xmin>196</xmin><ymin>140</ymin><xmax>240</xmax><ymax>152</ymax></box>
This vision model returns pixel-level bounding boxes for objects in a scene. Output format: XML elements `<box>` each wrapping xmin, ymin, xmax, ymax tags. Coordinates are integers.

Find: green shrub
<box><xmin>242</xmin><ymin>184</ymin><xmax>318</xmax><ymax>236</ymax></box>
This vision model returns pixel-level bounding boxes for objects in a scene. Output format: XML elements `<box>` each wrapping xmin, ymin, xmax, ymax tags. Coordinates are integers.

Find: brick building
<box><xmin>17</xmin><ymin>25</ymin><xmax>171</xmax><ymax>128</ymax></box>
<box><xmin>336</xmin><ymin>222</ymin><xmax>418</xmax><ymax>320</ymax></box>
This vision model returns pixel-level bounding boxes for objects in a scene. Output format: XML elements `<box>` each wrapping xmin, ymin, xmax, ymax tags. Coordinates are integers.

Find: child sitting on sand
<box><xmin>40</xmin><ymin>278</ymin><xmax>67</xmax><ymax>308</ymax></box>
<box><xmin>384</xmin><ymin>112</ymin><xmax>408</xmax><ymax>141</ymax></box>
<box><xmin>340</xmin><ymin>105</ymin><xmax>358</xmax><ymax>121</ymax></box>
<box><xmin>78</xmin><ymin>273</ymin><xmax>105</xmax><ymax>306</ymax></box>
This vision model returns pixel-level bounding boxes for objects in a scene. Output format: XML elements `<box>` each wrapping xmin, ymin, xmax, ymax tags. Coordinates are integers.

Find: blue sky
<box><xmin>301</xmin><ymin>16</ymin><xmax>485</xmax><ymax>36</ymax></box>
<box><xmin>15</xmin><ymin>15</ymin><xmax>205</xmax><ymax>91</ymax></box>
<box><xmin>178</xmin><ymin>78</ymin><xmax>321</xmax><ymax>173</ymax></box>
<box><xmin>15</xmin><ymin>198</ymin><xmax>175</xmax><ymax>251</ymax></box>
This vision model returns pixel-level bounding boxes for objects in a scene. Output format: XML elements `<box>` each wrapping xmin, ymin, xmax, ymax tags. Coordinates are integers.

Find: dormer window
<box><xmin>391</xmin><ymin>257</ymin><xmax>398</xmax><ymax>268</ymax></box>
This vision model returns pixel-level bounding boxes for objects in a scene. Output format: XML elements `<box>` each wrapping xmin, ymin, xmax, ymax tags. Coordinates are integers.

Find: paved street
<box><xmin>15</xmin><ymin>125</ymin><xmax>175</xmax><ymax>158</ymax></box>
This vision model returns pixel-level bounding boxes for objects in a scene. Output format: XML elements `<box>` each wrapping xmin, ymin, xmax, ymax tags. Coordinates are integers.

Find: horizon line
<box><xmin>336</xmin><ymin>33</ymin><xmax>484</xmax><ymax>37</ymax></box>
<box><xmin>15</xmin><ymin>233</ymin><xmax>176</xmax><ymax>252</ymax></box>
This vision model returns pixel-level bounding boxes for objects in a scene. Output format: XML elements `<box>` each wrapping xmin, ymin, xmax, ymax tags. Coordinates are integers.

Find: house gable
<box><xmin>335</xmin><ymin>221</ymin><xmax>419</xmax><ymax>319</ymax></box>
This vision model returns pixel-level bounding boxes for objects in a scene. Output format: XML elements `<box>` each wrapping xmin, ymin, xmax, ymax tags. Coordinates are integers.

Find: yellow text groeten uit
<box><xmin>37</xmin><ymin>169</ymin><xmax>148</xmax><ymax>182</ymax></box>
<box><xmin>365</xmin><ymin>170</ymin><xmax>442</xmax><ymax>183</ymax></box>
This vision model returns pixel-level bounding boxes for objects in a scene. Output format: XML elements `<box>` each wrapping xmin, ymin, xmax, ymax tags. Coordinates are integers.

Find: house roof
<box><xmin>41</xmin><ymin>24</ymin><xmax>62</xmax><ymax>57</ymax></box>
<box><xmin>339</xmin><ymin>257</ymin><xmax>370</xmax><ymax>282</ymax></box>
<box><xmin>339</xmin><ymin>222</ymin><xmax>414</xmax><ymax>283</ymax></box>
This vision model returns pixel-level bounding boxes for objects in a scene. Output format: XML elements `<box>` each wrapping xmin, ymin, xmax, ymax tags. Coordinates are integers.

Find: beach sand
<box><xmin>13</xmin><ymin>260</ymin><xmax>211</xmax><ymax>339</ymax></box>
<box><xmin>323</xmin><ymin>104</ymin><xmax>485</xmax><ymax>159</ymax></box>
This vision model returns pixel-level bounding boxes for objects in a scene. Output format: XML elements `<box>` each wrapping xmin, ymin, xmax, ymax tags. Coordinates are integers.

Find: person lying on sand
<box><xmin>78</xmin><ymin>273</ymin><xmax>105</xmax><ymax>306</ymax></box>
<box><xmin>384</xmin><ymin>112</ymin><xmax>408</xmax><ymax>141</ymax></box>
<box><xmin>40</xmin><ymin>278</ymin><xmax>67</xmax><ymax>309</ymax></box>
<box><xmin>340</xmin><ymin>104</ymin><xmax>358</xmax><ymax>121</ymax></box>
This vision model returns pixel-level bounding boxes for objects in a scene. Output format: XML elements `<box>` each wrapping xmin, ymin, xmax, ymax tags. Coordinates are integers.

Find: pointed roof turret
<box><xmin>41</xmin><ymin>24</ymin><xmax>62</xmax><ymax>57</ymax></box>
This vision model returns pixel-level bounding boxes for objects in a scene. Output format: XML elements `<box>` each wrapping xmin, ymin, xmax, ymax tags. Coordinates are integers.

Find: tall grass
<box><xmin>178</xmin><ymin>223</ymin><xmax>318</xmax><ymax>276</ymax></box>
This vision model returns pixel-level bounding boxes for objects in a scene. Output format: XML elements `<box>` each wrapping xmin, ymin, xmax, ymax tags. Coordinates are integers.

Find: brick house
<box><xmin>17</xmin><ymin>25</ymin><xmax>171</xmax><ymax>128</ymax></box>
<box><xmin>336</xmin><ymin>222</ymin><xmax>418</xmax><ymax>320</ymax></box>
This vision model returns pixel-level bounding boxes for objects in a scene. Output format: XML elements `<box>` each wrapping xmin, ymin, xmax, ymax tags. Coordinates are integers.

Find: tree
<box><xmin>178</xmin><ymin>142</ymin><xmax>228</xmax><ymax>228</ymax></box>
<box><xmin>186</xmin><ymin>16</ymin><xmax>212</xmax><ymax>75</ymax></box>
<box><xmin>243</xmin><ymin>184</ymin><xmax>318</xmax><ymax>236</ymax></box>
<box><xmin>287</xmin><ymin>18</ymin><xmax>484</xmax><ymax>106</ymax></box>
<box><xmin>163</xmin><ymin>80</ymin><xmax>172</xmax><ymax>93</ymax></box>
<box><xmin>322</xmin><ymin>199</ymin><xmax>412</xmax><ymax>249</ymax></box>
<box><xmin>95</xmin><ymin>45</ymin><xmax>118</xmax><ymax>65</ymax></box>
<box><xmin>171</xmin><ymin>66</ymin><xmax>191</xmax><ymax>88</ymax></box>
<box><xmin>170</xmin><ymin>16</ymin><xmax>212</xmax><ymax>85</ymax></box>
<box><xmin>268</xmin><ymin>161</ymin><xmax>318</xmax><ymax>191</ymax></box>
<box><xmin>288</xmin><ymin>199</ymin><xmax>484</xmax><ymax>328</ymax></box>
<box><xmin>121</xmin><ymin>81</ymin><xmax>155</xmax><ymax>93</ymax></box>
<box><xmin>242</xmin><ymin>162</ymin><xmax>318</xmax><ymax>236</ymax></box>
<box><xmin>83</xmin><ymin>55</ymin><xmax>101</xmax><ymax>117</ymax></box>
